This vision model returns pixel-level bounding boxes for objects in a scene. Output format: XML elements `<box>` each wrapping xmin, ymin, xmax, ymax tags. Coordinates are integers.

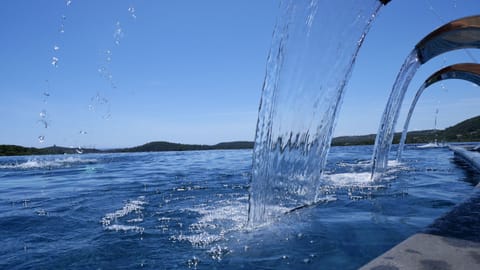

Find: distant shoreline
<box><xmin>2</xmin><ymin>115</ymin><xmax>479</xmax><ymax>157</ymax></box>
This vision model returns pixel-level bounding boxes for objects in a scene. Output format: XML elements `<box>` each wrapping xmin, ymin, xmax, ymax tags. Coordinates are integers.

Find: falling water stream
<box><xmin>371</xmin><ymin>51</ymin><xmax>421</xmax><ymax>176</ymax></box>
<box><xmin>396</xmin><ymin>82</ymin><xmax>430</xmax><ymax>160</ymax></box>
<box><xmin>248</xmin><ymin>0</ymin><xmax>384</xmax><ymax>227</ymax></box>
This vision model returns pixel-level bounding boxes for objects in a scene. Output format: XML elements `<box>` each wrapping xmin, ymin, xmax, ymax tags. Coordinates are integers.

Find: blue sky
<box><xmin>1</xmin><ymin>0</ymin><xmax>479</xmax><ymax>148</ymax></box>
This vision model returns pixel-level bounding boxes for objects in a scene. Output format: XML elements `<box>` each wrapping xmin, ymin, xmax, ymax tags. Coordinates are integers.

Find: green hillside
<box><xmin>331</xmin><ymin>115</ymin><xmax>480</xmax><ymax>146</ymax></box>
<box><xmin>0</xmin><ymin>141</ymin><xmax>253</xmax><ymax>156</ymax></box>
<box><xmin>115</xmin><ymin>141</ymin><xmax>253</xmax><ymax>153</ymax></box>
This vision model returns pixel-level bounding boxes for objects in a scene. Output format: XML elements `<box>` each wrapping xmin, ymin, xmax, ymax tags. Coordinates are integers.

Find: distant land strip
<box><xmin>1</xmin><ymin>116</ymin><xmax>480</xmax><ymax>156</ymax></box>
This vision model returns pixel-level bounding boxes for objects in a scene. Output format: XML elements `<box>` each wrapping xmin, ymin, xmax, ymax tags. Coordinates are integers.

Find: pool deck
<box><xmin>361</xmin><ymin>145</ymin><xmax>480</xmax><ymax>270</ymax></box>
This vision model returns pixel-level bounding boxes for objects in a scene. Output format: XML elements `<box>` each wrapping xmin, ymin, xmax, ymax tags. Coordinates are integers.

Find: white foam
<box><xmin>387</xmin><ymin>159</ymin><xmax>403</xmax><ymax>167</ymax></box>
<box><xmin>170</xmin><ymin>232</ymin><xmax>223</xmax><ymax>247</ymax></box>
<box><xmin>0</xmin><ymin>156</ymin><xmax>98</xmax><ymax>169</ymax></box>
<box><xmin>324</xmin><ymin>172</ymin><xmax>373</xmax><ymax>186</ymax></box>
<box><xmin>105</xmin><ymin>224</ymin><xmax>144</xmax><ymax>233</ymax></box>
<box><xmin>170</xmin><ymin>197</ymin><xmax>248</xmax><ymax>247</ymax></box>
<box><xmin>127</xmin><ymin>218</ymin><xmax>143</xmax><ymax>223</ymax></box>
<box><xmin>101</xmin><ymin>196</ymin><xmax>146</xmax><ymax>231</ymax></box>
<box><xmin>207</xmin><ymin>244</ymin><xmax>231</xmax><ymax>261</ymax></box>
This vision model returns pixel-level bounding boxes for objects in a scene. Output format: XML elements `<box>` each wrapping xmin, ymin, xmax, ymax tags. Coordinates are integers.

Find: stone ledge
<box><xmin>360</xmin><ymin>233</ymin><xmax>480</xmax><ymax>270</ymax></box>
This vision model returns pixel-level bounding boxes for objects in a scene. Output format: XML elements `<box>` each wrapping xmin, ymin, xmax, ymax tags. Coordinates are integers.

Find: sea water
<box><xmin>0</xmin><ymin>146</ymin><xmax>478</xmax><ymax>269</ymax></box>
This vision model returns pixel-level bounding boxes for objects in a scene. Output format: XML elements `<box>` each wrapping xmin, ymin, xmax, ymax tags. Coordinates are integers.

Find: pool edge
<box><xmin>360</xmin><ymin>233</ymin><xmax>480</xmax><ymax>270</ymax></box>
<box><xmin>361</xmin><ymin>145</ymin><xmax>480</xmax><ymax>269</ymax></box>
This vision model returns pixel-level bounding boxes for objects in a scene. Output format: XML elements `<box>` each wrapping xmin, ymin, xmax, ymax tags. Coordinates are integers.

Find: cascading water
<box><xmin>397</xmin><ymin>63</ymin><xmax>480</xmax><ymax>160</ymax></box>
<box><xmin>396</xmin><ymin>82</ymin><xmax>428</xmax><ymax>160</ymax></box>
<box><xmin>371</xmin><ymin>15</ymin><xmax>480</xmax><ymax>179</ymax></box>
<box><xmin>247</xmin><ymin>0</ymin><xmax>386</xmax><ymax>227</ymax></box>
<box><xmin>371</xmin><ymin>51</ymin><xmax>421</xmax><ymax>174</ymax></box>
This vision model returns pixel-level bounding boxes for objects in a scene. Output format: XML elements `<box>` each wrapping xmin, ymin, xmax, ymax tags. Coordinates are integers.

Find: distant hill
<box><xmin>442</xmin><ymin>115</ymin><xmax>480</xmax><ymax>142</ymax></box>
<box><xmin>331</xmin><ymin>115</ymin><xmax>480</xmax><ymax>146</ymax></box>
<box><xmin>0</xmin><ymin>145</ymin><xmax>100</xmax><ymax>156</ymax></box>
<box><xmin>115</xmin><ymin>141</ymin><xmax>254</xmax><ymax>153</ymax></box>
<box><xmin>0</xmin><ymin>141</ymin><xmax>253</xmax><ymax>156</ymax></box>
<box><xmin>1</xmin><ymin>116</ymin><xmax>479</xmax><ymax>156</ymax></box>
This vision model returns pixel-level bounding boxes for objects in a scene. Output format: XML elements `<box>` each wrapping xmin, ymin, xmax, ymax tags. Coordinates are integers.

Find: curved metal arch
<box><xmin>425</xmin><ymin>63</ymin><xmax>480</xmax><ymax>86</ymax></box>
<box><xmin>397</xmin><ymin>63</ymin><xmax>480</xmax><ymax>160</ymax></box>
<box><xmin>416</xmin><ymin>15</ymin><xmax>480</xmax><ymax>64</ymax></box>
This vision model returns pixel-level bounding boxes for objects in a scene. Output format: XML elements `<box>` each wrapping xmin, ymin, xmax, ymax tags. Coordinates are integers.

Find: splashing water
<box><xmin>59</xmin><ymin>15</ymin><xmax>67</xmax><ymax>34</ymax></box>
<box><xmin>51</xmin><ymin>56</ymin><xmax>59</xmax><ymax>67</ymax></box>
<box><xmin>128</xmin><ymin>6</ymin><xmax>137</xmax><ymax>19</ymax></box>
<box><xmin>105</xmin><ymin>49</ymin><xmax>112</xmax><ymax>62</ymax></box>
<box><xmin>39</xmin><ymin>110</ymin><xmax>47</xmax><ymax>119</ymax></box>
<box><xmin>114</xmin><ymin>21</ymin><xmax>123</xmax><ymax>45</ymax></box>
<box><xmin>248</xmin><ymin>0</ymin><xmax>383</xmax><ymax>227</ymax></box>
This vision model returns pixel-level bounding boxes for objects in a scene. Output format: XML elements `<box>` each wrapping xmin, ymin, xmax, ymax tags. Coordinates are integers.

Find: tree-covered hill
<box><xmin>2</xmin><ymin>116</ymin><xmax>479</xmax><ymax>156</ymax></box>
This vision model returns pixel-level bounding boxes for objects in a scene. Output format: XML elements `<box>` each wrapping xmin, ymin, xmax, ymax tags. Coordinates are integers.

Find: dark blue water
<box><xmin>0</xmin><ymin>146</ymin><xmax>478</xmax><ymax>269</ymax></box>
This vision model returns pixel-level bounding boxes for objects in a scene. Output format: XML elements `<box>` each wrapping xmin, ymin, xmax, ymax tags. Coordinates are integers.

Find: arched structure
<box><xmin>397</xmin><ymin>63</ymin><xmax>480</xmax><ymax>160</ymax></box>
<box><xmin>372</xmin><ymin>15</ymin><xmax>480</xmax><ymax>178</ymax></box>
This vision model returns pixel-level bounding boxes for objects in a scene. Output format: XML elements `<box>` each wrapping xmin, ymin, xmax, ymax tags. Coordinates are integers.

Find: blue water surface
<box><xmin>0</xmin><ymin>146</ymin><xmax>478</xmax><ymax>269</ymax></box>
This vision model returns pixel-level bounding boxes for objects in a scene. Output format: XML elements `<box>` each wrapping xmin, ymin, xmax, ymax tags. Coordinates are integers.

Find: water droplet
<box><xmin>208</xmin><ymin>245</ymin><xmax>230</xmax><ymax>261</ymax></box>
<box><xmin>105</xmin><ymin>50</ymin><xmax>112</xmax><ymax>62</ymax></box>
<box><xmin>39</xmin><ymin>110</ymin><xmax>47</xmax><ymax>118</ymax></box>
<box><xmin>113</xmin><ymin>21</ymin><xmax>123</xmax><ymax>45</ymax></box>
<box><xmin>128</xmin><ymin>6</ymin><xmax>137</xmax><ymax>19</ymax></box>
<box><xmin>53</xmin><ymin>45</ymin><xmax>60</xmax><ymax>51</ymax></box>
<box><xmin>38</xmin><ymin>119</ymin><xmax>48</xmax><ymax>129</ymax></box>
<box><xmin>51</xmin><ymin>56</ymin><xmax>59</xmax><ymax>67</ymax></box>
<box><xmin>66</xmin><ymin>0</ymin><xmax>72</xmax><ymax>6</ymax></box>
<box><xmin>79</xmin><ymin>130</ymin><xmax>87</xmax><ymax>135</ymax></box>
<box><xmin>187</xmin><ymin>256</ymin><xmax>199</xmax><ymax>269</ymax></box>
<box><xmin>98</xmin><ymin>66</ymin><xmax>106</xmax><ymax>74</ymax></box>
<box><xmin>76</xmin><ymin>147</ymin><xmax>83</xmax><ymax>154</ymax></box>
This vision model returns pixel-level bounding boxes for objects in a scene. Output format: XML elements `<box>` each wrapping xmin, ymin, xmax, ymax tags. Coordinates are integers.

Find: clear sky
<box><xmin>1</xmin><ymin>0</ymin><xmax>479</xmax><ymax>148</ymax></box>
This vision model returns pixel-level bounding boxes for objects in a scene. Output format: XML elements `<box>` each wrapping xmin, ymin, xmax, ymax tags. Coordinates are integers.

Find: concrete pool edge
<box><xmin>449</xmin><ymin>145</ymin><xmax>480</xmax><ymax>188</ymax></box>
<box><xmin>361</xmin><ymin>145</ymin><xmax>480</xmax><ymax>269</ymax></box>
<box><xmin>360</xmin><ymin>233</ymin><xmax>480</xmax><ymax>270</ymax></box>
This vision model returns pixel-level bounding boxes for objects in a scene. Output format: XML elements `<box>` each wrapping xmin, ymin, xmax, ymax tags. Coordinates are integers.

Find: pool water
<box><xmin>0</xmin><ymin>145</ymin><xmax>478</xmax><ymax>269</ymax></box>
